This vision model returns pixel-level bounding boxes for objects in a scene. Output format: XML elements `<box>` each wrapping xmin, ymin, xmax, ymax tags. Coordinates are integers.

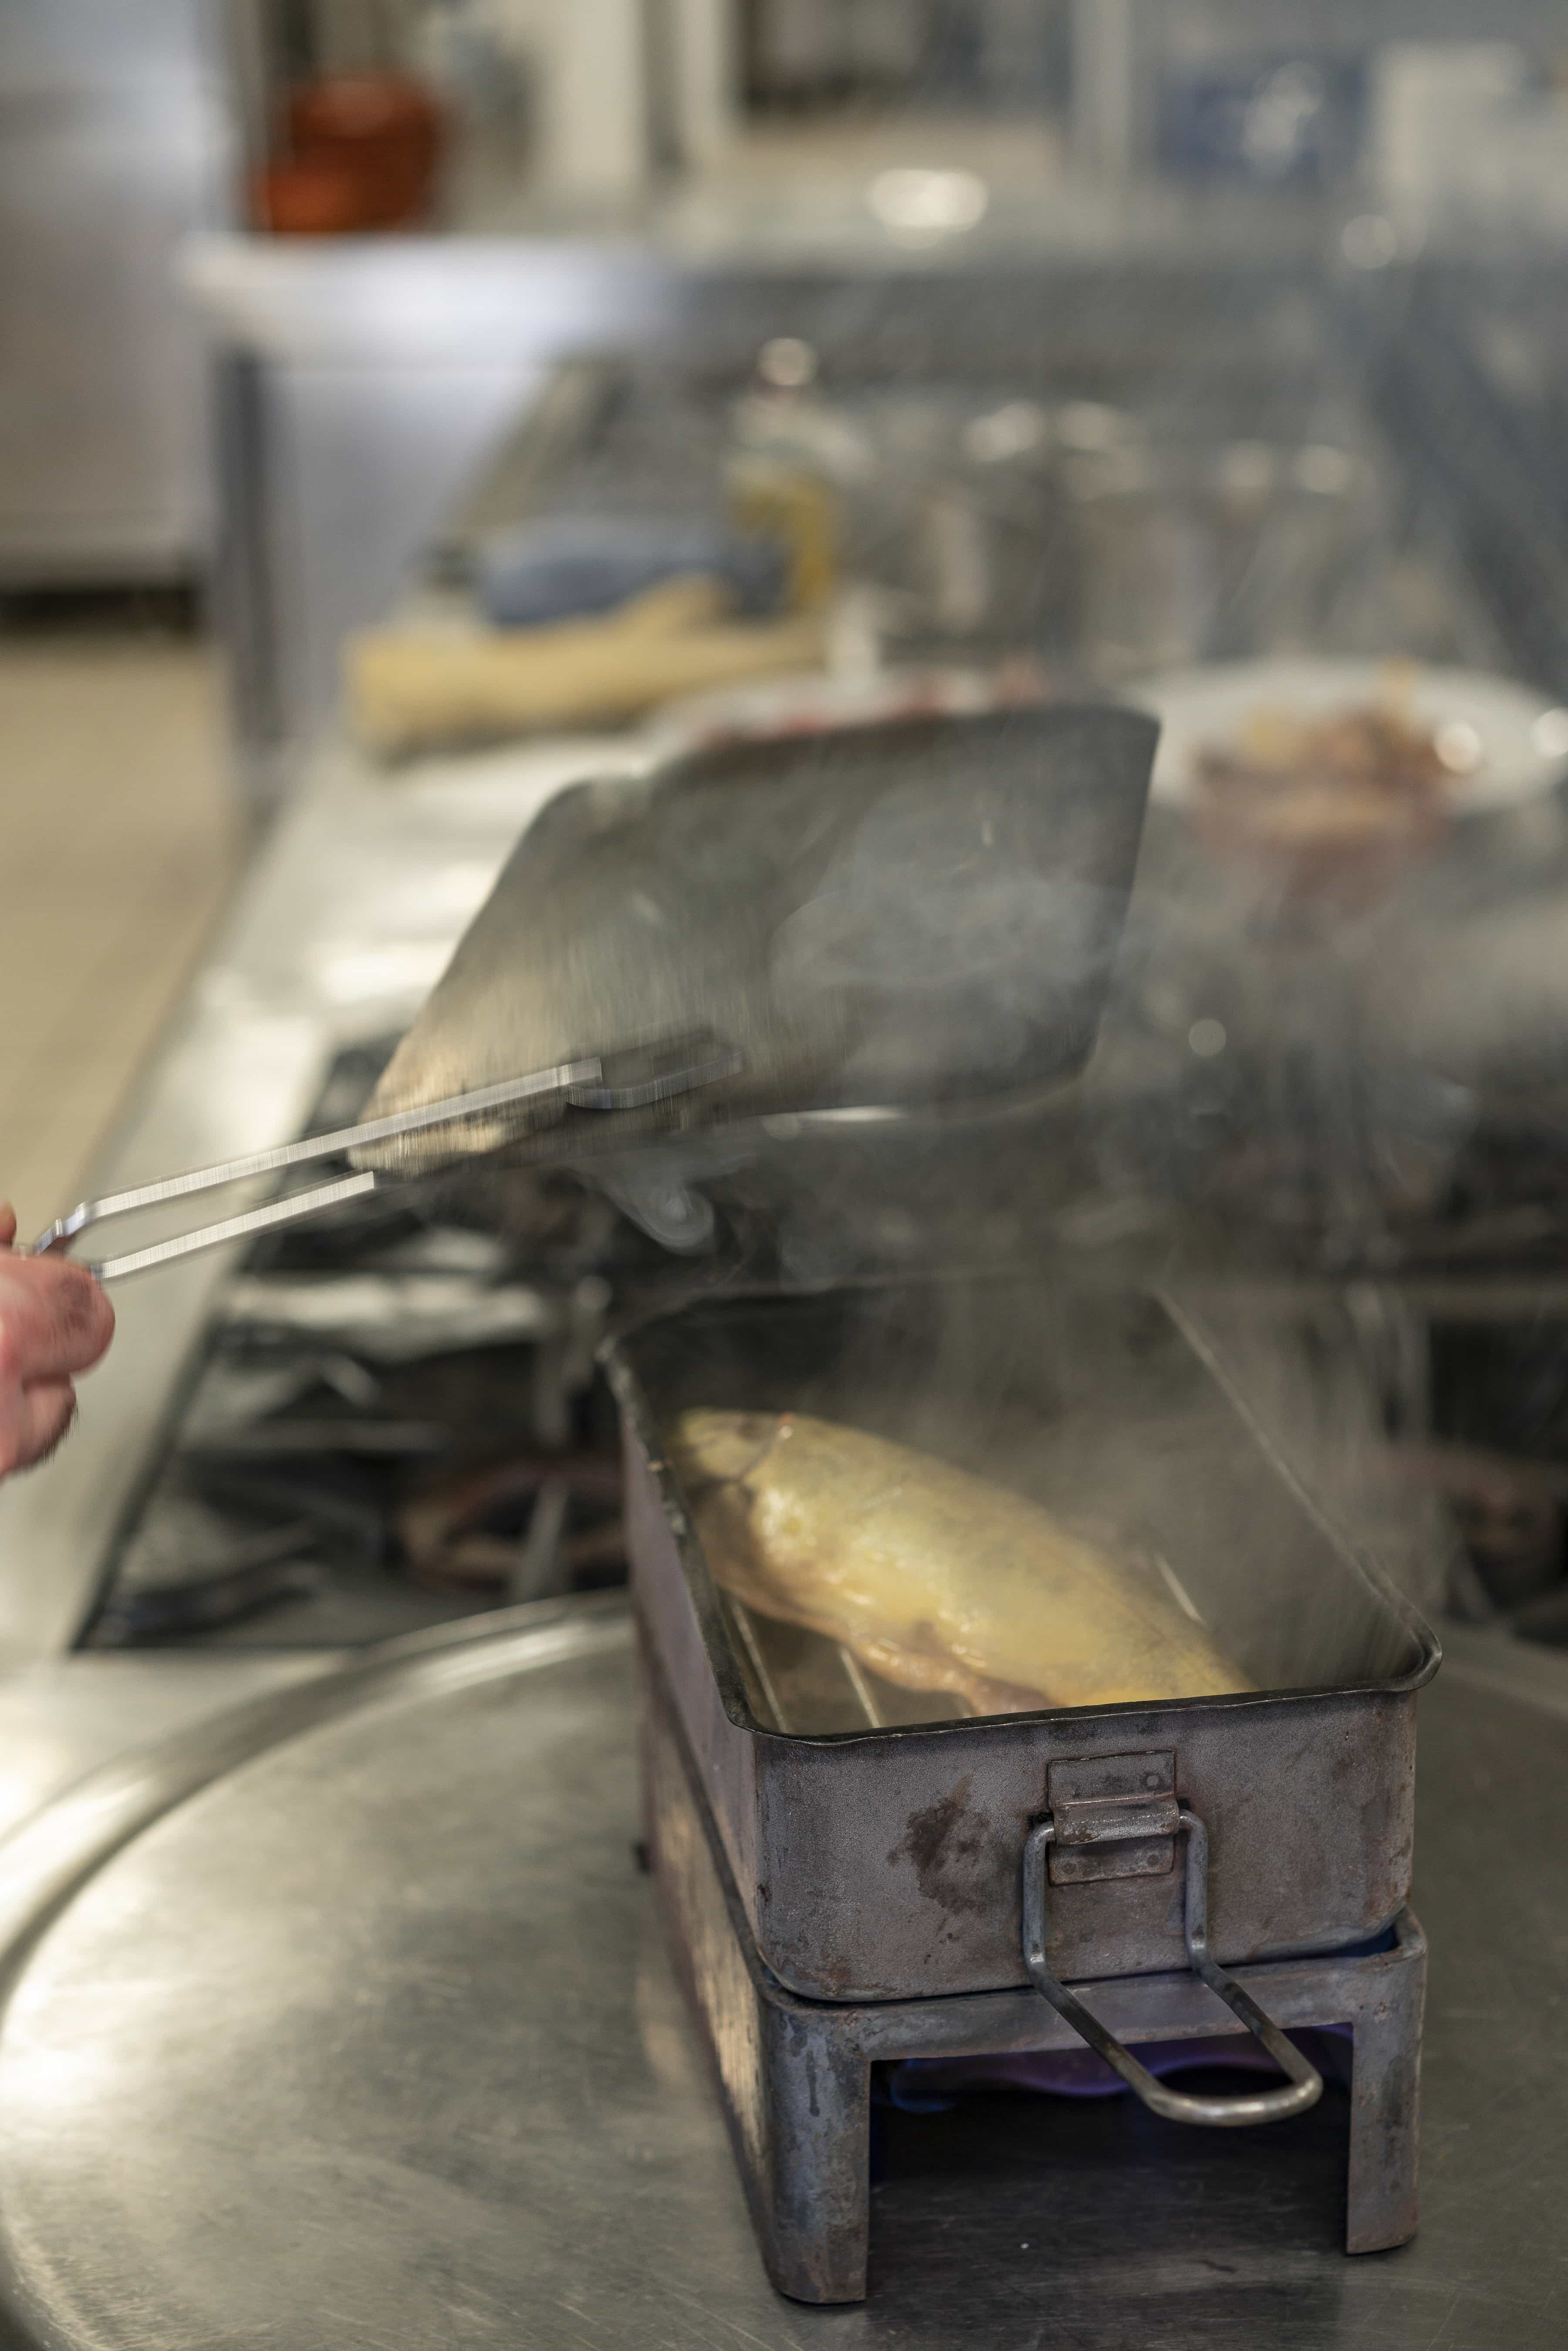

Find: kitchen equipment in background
<box><xmin>1157</xmin><ymin>50</ymin><xmax>1363</xmax><ymax>186</ymax></box>
<box><xmin>1060</xmin><ymin>425</ymin><xmax>1201</xmax><ymax>677</ymax></box>
<box><xmin>1126</xmin><ymin>659</ymin><xmax>1568</xmax><ymax>821</ymax></box>
<box><xmin>527</xmin><ymin>0</ymin><xmax>651</xmax><ymax>202</ymax></box>
<box><xmin>252</xmin><ymin>149</ymin><xmax>390</xmax><ymax>235</ymax></box>
<box><xmin>1062</xmin><ymin>434</ymin><xmax>1370</xmax><ymax>677</ymax></box>
<box><xmin>657</xmin><ymin>0</ymin><xmax>742</xmax><ymax>174</ymax></box>
<box><xmin>254</xmin><ymin>69</ymin><xmax>445</xmax><ymax>233</ymax></box>
<box><xmin>241</xmin><ymin>0</ymin><xmax>652</xmax><ymax>213</ymax></box>
<box><xmin>1086</xmin><ymin>879</ymin><xmax>1568</xmax><ymax>1282</ymax></box>
<box><xmin>81</xmin><ymin>1038</ymin><xmax>657</xmax><ymax>1651</ymax></box>
<box><xmin>742</xmin><ymin>0</ymin><xmax>926</xmax><ymax>107</ymax></box>
<box><xmin>347</xmin><ymin>575</ymin><xmax>825</xmax><ymax>753</ymax></box>
<box><xmin>1071</xmin><ymin>0</ymin><xmax>1135</xmax><ymax>183</ymax></box>
<box><xmin>201</xmin><ymin>258</ymin><xmax>1519</xmax><ymax>805</ymax></box>
<box><xmin>1425</xmin><ymin>1304</ymin><xmax>1568</xmax><ymax>1640</ymax></box>
<box><xmin>640</xmin><ymin>655</ymin><xmax>1054</xmax><ymax>760</ymax></box>
<box><xmin>472</xmin><ymin>514</ymin><xmax>787</xmax><ymax>628</ymax></box>
<box><xmin>1369</xmin><ymin>44</ymin><xmax>1531</xmax><ymax>236</ymax></box>
<box><xmin>409</xmin><ymin>0</ymin><xmax>533</xmax><ymax>217</ymax></box>
<box><xmin>727</xmin><ymin>373</ymin><xmax>1073</xmax><ymax>651</ymax></box>
<box><xmin>0</xmin><ymin>0</ymin><xmax>230</xmax><ymax>584</ymax></box>
<box><xmin>611</xmin><ymin>1276</ymin><xmax>1436</xmax><ymax>2298</ymax></box>
<box><xmin>398</xmin><ymin>1448</ymin><xmax>625</xmax><ymax>1601</ymax></box>
<box><xmin>438</xmin><ymin>310</ymin><xmax>1500</xmax><ymax>707</ymax></box>
<box><xmin>1077</xmin><ymin>653</ymin><xmax>1568</xmax><ymax>1272</ymax></box>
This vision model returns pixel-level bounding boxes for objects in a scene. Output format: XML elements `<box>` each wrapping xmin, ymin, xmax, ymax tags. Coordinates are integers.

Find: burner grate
<box><xmin>85</xmin><ymin>1040</ymin><xmax>642</xmax><ymax>1652</ymax></box>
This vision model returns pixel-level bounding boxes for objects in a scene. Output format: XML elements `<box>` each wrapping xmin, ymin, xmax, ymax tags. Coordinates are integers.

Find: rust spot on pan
<box><xmin>887</xmin><ymin>1774</ymin><xmax>1012</xmax><ymax>1919</ymax></box>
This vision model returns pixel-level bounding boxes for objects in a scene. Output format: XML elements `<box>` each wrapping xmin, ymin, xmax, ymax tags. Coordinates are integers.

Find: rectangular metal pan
<box><xmin>608</xmin><ymin>1278</ymin><xmax>1439</xmax><ymax>2003</ymax></box>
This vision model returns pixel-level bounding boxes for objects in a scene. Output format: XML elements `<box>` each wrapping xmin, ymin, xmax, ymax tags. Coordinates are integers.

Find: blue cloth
<box><xmin>475</xmin><ymin>515</ymin><xmax>787</xmax><ymax>629</ymax></box>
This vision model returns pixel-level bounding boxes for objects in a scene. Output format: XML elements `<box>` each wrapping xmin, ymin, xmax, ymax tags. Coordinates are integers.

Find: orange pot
<box><xmin>252</xmin><ymin>155</ymin><xmax>385</xmax><ymax>236</ymax></box>
<box><xmin>285</xmin><ymin>73</ymin><xmax>443</xmax><ymax>228</ymax></box>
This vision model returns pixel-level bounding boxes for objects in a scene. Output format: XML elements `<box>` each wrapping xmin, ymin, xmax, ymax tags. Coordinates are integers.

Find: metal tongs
<box><xmin>27</xmin><ymin>1030</ymin><xmax>741</xmax><ymax>1285</ymax></box>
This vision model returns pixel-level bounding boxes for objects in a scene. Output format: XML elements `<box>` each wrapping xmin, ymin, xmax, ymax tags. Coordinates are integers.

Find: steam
<box><xmin>769</xmin><ymin>778</ymin><xmax>1124</xmax><ymax>1091</ymax></box>
<box><xmin>431</xmin><ymin>290</ymin><xmax>1568</xmax><ymax>1650</ymax></box>
<box><xmin>629</xmin><ymin>753</ymin><xmax>1549</xmax><ymax>1641</ymax></box>
<box><xmin>631</xmin><ymin>1273</ymin><xmax>1433</xmax><ymax>1731</ymax></box>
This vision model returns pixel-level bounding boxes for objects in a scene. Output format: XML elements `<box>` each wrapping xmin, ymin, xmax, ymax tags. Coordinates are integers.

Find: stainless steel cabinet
<box><xmin>0</xmin><ymin>0</ymin><xmax>233</xmax><ymax>582</ymax></box>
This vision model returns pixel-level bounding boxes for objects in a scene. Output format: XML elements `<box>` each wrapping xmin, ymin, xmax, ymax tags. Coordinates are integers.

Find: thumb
<box><xmin>0</xmin><ymin>1204</ymin><xmax>15</xmax><ymax>1250</ymax></box>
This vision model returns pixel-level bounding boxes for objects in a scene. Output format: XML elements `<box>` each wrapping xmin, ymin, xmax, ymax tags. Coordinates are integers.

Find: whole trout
<box><xmin>669</xmin><ymin>1408</ymin><xmax>1248</xmax><ymax>1715</ymax></box>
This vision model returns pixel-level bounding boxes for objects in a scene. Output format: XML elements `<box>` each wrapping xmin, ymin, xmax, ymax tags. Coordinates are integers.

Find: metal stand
<box><xmin>642</xmin><ymin>1643</ymin><xmax>1426</xmax><ymax>2307</ymax></box>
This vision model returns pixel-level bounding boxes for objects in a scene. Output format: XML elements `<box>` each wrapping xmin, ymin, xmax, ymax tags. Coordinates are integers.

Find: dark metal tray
<box><xmin>609</xmin><ymin>1278</ymin><xmax>1439</xmax><ymax>2001</ymax></box>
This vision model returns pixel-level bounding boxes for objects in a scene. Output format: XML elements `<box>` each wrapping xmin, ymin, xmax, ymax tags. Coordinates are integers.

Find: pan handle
<box><xmin>1021</xmin><ymin>1806</ymin><xmax>1323</xmax><ymax>2128</ymax></box>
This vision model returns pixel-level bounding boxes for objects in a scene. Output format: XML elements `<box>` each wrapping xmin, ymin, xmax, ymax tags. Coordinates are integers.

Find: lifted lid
<box><xmin>353</xmin><ymin>705</ymin><xmax>1157</xmax><ymax>1175</ymax></box>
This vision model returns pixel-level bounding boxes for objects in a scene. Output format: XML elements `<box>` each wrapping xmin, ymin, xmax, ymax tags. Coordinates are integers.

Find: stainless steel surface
<box><xmin>0</xmin><ymin>0</ymin><xmax>228</xmax><ymax>581</ymax></box>
<box><xmin>362</xmin><ymin>709</ymin><xmax>1156</xmax><ymax>1167</ymax></box>
<box><xmin>1021</xmin><ymin>1804</ymin><xmax>1325</xmax><ymax>2128</ymax></box>
<box><xmin>0</xmin><ymin>1649</ymin><xmax>337</xmax><ymax>1844</ymax></box>
<box><xmin>0</xmin><ymin>731</ymin><xmax>642</xmax><ymax>1668</ymax></box>
<box><xmin>645</xmin><ymin>1636</ymin><xmax>1421</xmax><ymax>2302</ymax></box>
<box><xmin>0</xmin><ymin>1590</ymin><xmax>1548</xmax><ymax>2344</ymax></box>
<box><xmin>179</xmin><ymin>226</ymin><xmax>1326</xmax><ymax>379</ymax></box>
<box><xmin>613</xmin><ymin>1281</ymin><xmax>1436</xmax><ymax>2000</ymax></box>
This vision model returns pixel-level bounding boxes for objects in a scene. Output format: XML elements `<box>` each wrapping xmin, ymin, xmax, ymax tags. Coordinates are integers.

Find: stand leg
<box><xmin>643</xmin><ymin>1630</ymin><xmax>872</xmax><ymax>2300</ymax></box>
<box><xmin>1345</xmin><ymin>1916</ymin><xmax>1426</xmax><ymax>2253</ymax></box>
<box><xmin>760</xmin><ymin>2021</ymin><xmax>871</xmax><ymax>2302</ymax></box>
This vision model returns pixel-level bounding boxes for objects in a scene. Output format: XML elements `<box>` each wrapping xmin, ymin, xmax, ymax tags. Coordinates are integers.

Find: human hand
<box><xmin>0</xmin><ymin>1206</ymin><xmax>115</xmax><ymax>1479</ymax></box>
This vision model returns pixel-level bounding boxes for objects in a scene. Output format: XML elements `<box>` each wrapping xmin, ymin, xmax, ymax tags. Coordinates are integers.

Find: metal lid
<box><xmin>355</xmin><ymin>708</ymin><xmax>1157</xmax><ymax>1174</ymax></box>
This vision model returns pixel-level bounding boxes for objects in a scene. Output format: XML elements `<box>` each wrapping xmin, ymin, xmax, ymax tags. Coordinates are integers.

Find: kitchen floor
<box><xmin>0</xmin><ymin>622</ymin><xmax>240</xmax><ymax>1239</ymax></box>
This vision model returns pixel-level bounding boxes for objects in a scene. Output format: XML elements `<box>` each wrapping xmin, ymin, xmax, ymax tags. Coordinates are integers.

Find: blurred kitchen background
<box><xmin>10</xmin><ymin>0</ymin><xmax>1568</xmax><ymax>1669</ymax></box>
<box><xmin>13</xmin><ymin>0</ymin><xmax>1568</xmax><ymax>791</ymax></box>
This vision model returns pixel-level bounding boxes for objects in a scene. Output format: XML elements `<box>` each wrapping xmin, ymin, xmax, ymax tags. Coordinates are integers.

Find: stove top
<box><xmin>84</xmin><ymin>1040</ymin><xmax>680</xmax><ymax>1652</ymax></box>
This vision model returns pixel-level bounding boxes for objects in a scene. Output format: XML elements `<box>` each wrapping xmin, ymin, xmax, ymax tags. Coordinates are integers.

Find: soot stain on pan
<box><xmin>889</xmin><ymin>1774</ymin><xmax>1011</xmax><ymax>1920</ymax></box>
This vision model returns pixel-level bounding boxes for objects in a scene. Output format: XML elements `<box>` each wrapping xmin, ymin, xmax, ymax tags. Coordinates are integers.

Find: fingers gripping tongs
<box><xmin>26</xmin><ymin>1030</ymin><xmax>742</xmax><ymax>1285</ymax></box>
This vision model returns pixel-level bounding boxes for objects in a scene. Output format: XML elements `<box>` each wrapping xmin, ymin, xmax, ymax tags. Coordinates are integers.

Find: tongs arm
<box><xmin>27</xmin><ymin>1029</ymin><xmax>745</xmax><ymax>1285</ymax></box>
<box><xmin>71</xmin><ymin>1171</ymin><xmax>386</xmax><ymax>1285</ymax></box>
<box><xmin>31</xmin><ymin>1057</ymin><xmax>603</xmax><ymax>1263</ymax></box>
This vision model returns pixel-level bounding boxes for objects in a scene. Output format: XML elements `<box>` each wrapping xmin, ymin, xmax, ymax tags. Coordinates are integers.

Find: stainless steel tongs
<box><xmin>26</xmin><ymin>1030</ymin><xmax>742</xmax><ymax>1285</ymax></box>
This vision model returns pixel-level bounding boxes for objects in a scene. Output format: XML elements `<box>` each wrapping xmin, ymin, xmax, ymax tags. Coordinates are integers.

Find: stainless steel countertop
<box><xmin>0</xmin><ymin>729</ymin><xmax>644</xmax><ymax>1669</ymax></box>
<box><xmin>179</xmin><ymin>194</ymin><xmax>1351</xmax><ymax>365</ymax></box>
<box><xmin>0</xmin><ymin>1593</ymin><xmax>1553</xmax><ymax>2348</ymax></box>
